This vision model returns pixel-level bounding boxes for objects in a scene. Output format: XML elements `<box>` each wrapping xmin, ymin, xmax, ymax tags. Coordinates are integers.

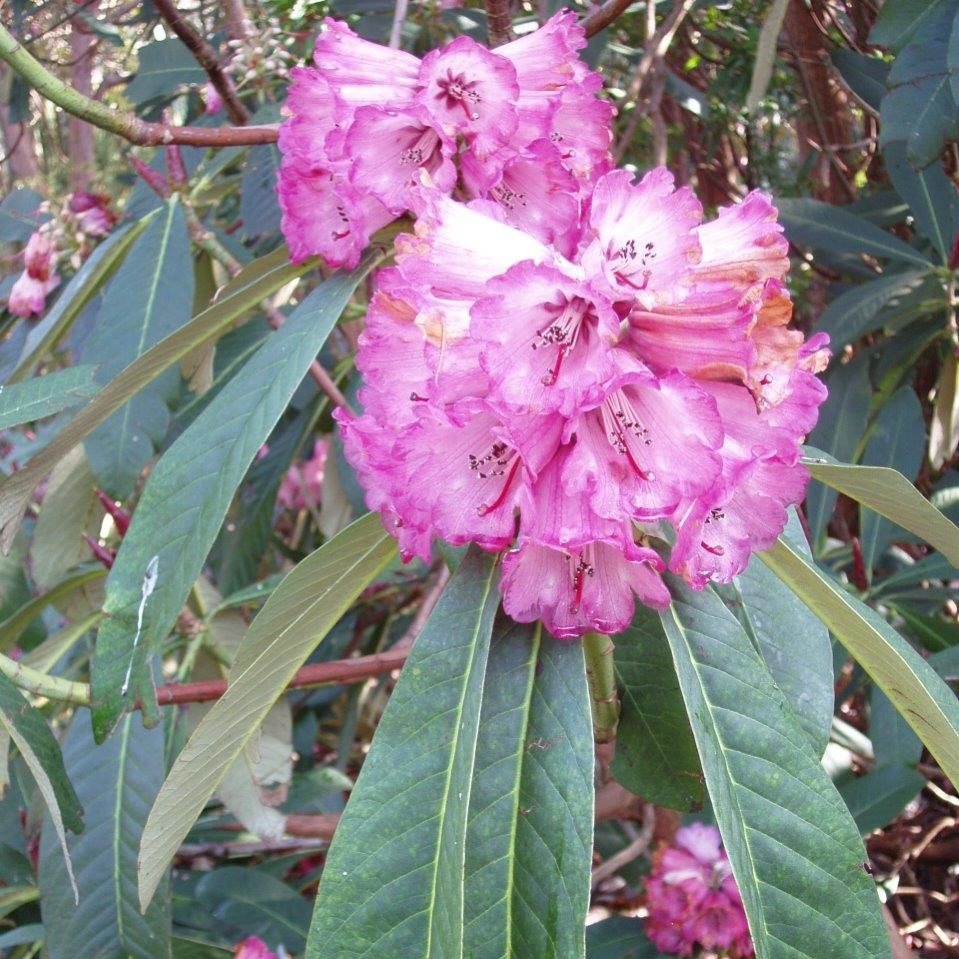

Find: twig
<box><xmin>583</xmin><ymin>631</ymin><xmax>620</xmax><ymax>744</ymax></box>
<box><xmin>0</xmin><ymin>22</ymin><xmax>277</xmax><ymax>147</ymax></box>
<box><xmin>152</xmin><ymin>0</ymin><xmax>249</xmax><ymax>125</ymax></box>
<box><xmin>581</xmin><ymin>0</ymin><xmax>635</xmax><ymax>39</ymax></box>
<box><xmin>591</xmin><ymin>804</ymin><xmax>655</xmax><ymax>884</ymax></box>
<box><xmin>388</xmin><ymin>0</ymin><xmax>410</xmax><ymax>49</ymax></box>
<box><xmin>484</xmin><ymin>0</ymin><xmax>514</xmax><ymax>47</ymax></box>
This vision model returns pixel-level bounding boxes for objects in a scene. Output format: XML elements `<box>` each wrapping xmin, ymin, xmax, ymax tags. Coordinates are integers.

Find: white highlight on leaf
<box><xmin>121</xmin><ymin>555</ymin><xmax>160</xmax><ymax>696</ymax></box>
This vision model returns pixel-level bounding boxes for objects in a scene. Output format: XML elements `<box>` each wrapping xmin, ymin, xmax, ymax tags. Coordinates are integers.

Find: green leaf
<box><xmin>611</xmin><ymin>607</ymin><xmax>704</xmax><ymax>811</ymax></box>
<box><xmin>9</xmin><ymin>221</ymin><xmax>151</xmax><ymax>383</ymax></box>
<box><xmin>125</xmin><ymin>39</ymin><xmax>205</xmax><ymax>103</ymax></box>
<box><xmin>813</xmin><ymin>269</ymin><xmax>932</xmax><ymax>352</ymax></box>
<box><xmin>304</xmin><ymin>547</ymin><xmax>499</xmax><ymax>959</ymax></box>
<box><xmin>241</xmin><ymin>144</ymin><xmax>282</xmax><ymax>241</ymax></box>
<box><xmin>195</xmin><ymin>867</ymin><xmax>312</xmax><ymax>951</ymax></box>
<box><xmin>805</xmin><ymin>356</ymin><xmax>872</xmax><ymax>544</ymax></box>
<box><xmin>83</xmin><ymin>197</ymin><xmax>194</xmax><ymax>498</ymax></box>
<box><xmin>586</xmin><ymin>917</ymin><xmax>668</xmax><ymax>958</ymax></box>
<box><xmin>830</xmin><ymin>49</ymin><xmax>889</xmax><ymax>111</ymax></box>
<box><xmin>0</xmin><ymin>187</ymin><xmax>46</xmax><ymax>243</ymax></box>
<box><xmin>885</xmin><ymin>141</ymin><xmax>957</xmax><ymax>261</ymax></box>
<box><xmin>870</xmin><ymin>687</ymin><xmax>922</xmax><ymax>768</ymax></box>
<box><xmin>138</xmin><ymin>512</ymin><xmax>397</xmax><ymax>910</ymax></box>
<box><xmin>661</xmin><ymin>584</ymin><xmax>890</xmax><ymax>959</ymax></box>
<box><xmin>0</xmin><ymin>246</ymin><xmax>318</xmax><ymax>553</ymax></box>
<box><xmin>761</xmin><ymin>536</ymin><xmax>959</xmax><ymax>789</ymax></box>
<box><xmin>39</xmin><ymin>713</ymin><xmax>170</xmax><ymax>959</ymax></box>
<box><xmin>805</xmin><ymin>460</ymin><xmax>959</xmax><ymax>566</ymax></box>
<box><xmin>870</xmin><ymin>0</ymin><xmax>951</xmax><ymax>50</ymax></box>
<box><xmin>735</xmin><ymin>511</ymin><xmax>833</xmax><ymax>755</ymax></box>
<box><xmin>0</xmin><ymin>673</ymin><xmax>83</xmax><ymax>901</ymax></box>
<box><xmin>777</xmin><ymin>197</ymin><xmax>932</xmax><ymax>267</ymax></box>
<box><xmin>464</xmin><ymin>620</ymin><xmax>593</xmax><ymax>959</ymax></box>
<box><xmin>891</xmin><ymin>603</ymin><xmax>959</xmax><ymax>651</ymax></box>
<box><xmin>859</xmin><ymin>387</ymin><xmax>926</xmax><ymax>573</ymax></box>
<box><xmin>838</xmin><ymin>766</ymin><xmax>925</xmax><ymax>835</ymax></box>
<box><xmin>0</xmin><ymin>366</ymin><xmax>98</xmax><ymax>430</ymax></box>
<box><xmin>91</xmin><ymin>259</ymin><xmax>375</xmax><ymax>732</ymax></box>
<box><xmin>880</xmin><ymin>5</ymin><xmax>959</xmax><ymax>167</ymax></box>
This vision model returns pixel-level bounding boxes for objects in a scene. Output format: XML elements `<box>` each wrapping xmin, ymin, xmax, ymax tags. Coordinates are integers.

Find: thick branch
<box><xmin>152</xmin><ymin>0</ymin><xmax>249</xmax><ymax>125</ymax></box>
<box><xmin>581</xmin><ymin>0</ymin><xmax>634</xmax><ymax>38</ymax></box>
<box><xmin>484</xmin><ymin>0</ymin><xmax>514</xmax><ymax>47</ymax></box>
<box><xmin>0</xmin><ymin>23</ymin><xmax>276</xmax><ymax>147</ymax></box>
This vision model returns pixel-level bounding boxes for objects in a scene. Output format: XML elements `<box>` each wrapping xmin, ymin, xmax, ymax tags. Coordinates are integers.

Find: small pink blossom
<box><xmin>644</xmin><ymin>823</ymin><xmax>754</xmax><ymax>958</ymax></box>
<box><xmin>69</xmin><ymin>191</ymin><xmax>117</xmax><ymax>237</ymax></box>
<box><xmin>278</xmin><ymin>439</ymin><xmax>328</xmax><ymax>511</ymax></box>
<box><xmin>202</xmin><ymin>80</ymin><xmax>224</xmax><ymax>115</ymax></box>
<box><xmin>7</xmin><ymin>231</ymin><xmax>59</xmax><ymax>318</ymax></box>
<box><xmin>233</xmin><ymin>936</ymin><xmax>277</xmax><ymax>959</ymax></box>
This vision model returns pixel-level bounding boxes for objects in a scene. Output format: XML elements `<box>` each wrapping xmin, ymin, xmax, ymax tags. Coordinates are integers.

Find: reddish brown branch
<box><xmin>154</xmin><ymin>647</ymin><xmax>408</xmax><ymax>707</ymax></box>
<box><xmin>581</xmin><ymin>0</ymin><xmax>634</xmax><ymax>38</ymax></box>
<box><xmin>152</xmin><ymin>0</ymin><xmax>249</xmax><ymax>125</ymax></box>
<box><xmin>484</xmin><ymin>0</ymin><xmax>514</xmax><ymax>47</ymax></box>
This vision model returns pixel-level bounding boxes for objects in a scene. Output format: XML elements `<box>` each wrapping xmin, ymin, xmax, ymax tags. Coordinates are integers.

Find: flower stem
<box><xmin>583</xmin><ymin>631</ymin><xmax>620</xmax><ymax>744</ymax></box>
<box><xmin>0</xmin><ymin>23</ymin><xmax>276</xmax><ymax>147</ymax></box>
<box><xmin>0</xmin><ymin>651</ymin><xmax>91</xmax><ymax>706</ymax></box>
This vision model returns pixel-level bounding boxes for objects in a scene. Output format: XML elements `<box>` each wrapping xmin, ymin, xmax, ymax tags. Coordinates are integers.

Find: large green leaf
<box><xmin>138</xmin><ymin>512</ymin><xmax>397</xmax><ymax>910</ymax></box>
<box><xmin>859</xmin><ymin>387</ymin><xmax>926</xmax><ymax>573</ymax></box>
<box><xmin>805</xmin><ymin>356</ymin><xmax>872</xmax><ymax>544</ymax></box>
<box><xmin>125</xmin><ymin>39</ymin><xmax>205</xmax><ymax>103</ymax></box>
<box><xmin>661</xmin><ymin>584</ymin><xmax>890</xmax><ymax>959</ymax></box>
<box><xmin>777</xmin><ymin>197</ymin><xmax>932</xmax><ymax>267</ymax></box>
<box><xmin>9</xmin><ymin>221</ymin><xmax>151</xmax><ymax>383</ymax></box>
<box><xmin>761</xmin><ymin>536</ymin><xmax>959</xmax><ymax>789</ymax></box>
<box><xmin>304</xmin><ymin>547</ymin><xmax>500</xmax><ymax>959</ymax></box>
<box><xmin>39</xmin><ymin>714</ymin><xmax>170</xmax><ymax>959</ymax></box>
<box><xmin>586</xmin><ymin>917</ymin><xmax>668</xmax><ymax>959</ymax></box>
<box><xmin>830</xmin><ymin>49</ymin><xmax>889</xmax><ymax>112</ymax></box>
<box><xmin>870</xmin><ymin>0</ymin><xmax>951</xmax><ymax>50</ymax></box>
<box><xmin>610</xmin><ymin>606</ymin><xmax>704</xmax><ymax>811</ymax></box>
<box><xmin>813</xmin><ymin>269</ymin><xmax>932</xmax><ymax>352</ymax></box>
<box><xmin>83</xmin><ymin>197</ymin><xmax>194</xmax><ymax>498</ymax></box>
<box><xmin>734</xmin><ymin>511</ymin><xmax>833</xmax><ymax>755</ymax></box>
<box><xmin>839</xmin><ymin>765</ymin><xmax>925</xmax><ymax>835</ymax></box>
<box><xmin>0</xmin><ymin>246</ymin><xmax>318</xmax><ymax>553</ymax></box>
<box><xmin>91</xmin><ymin>258</ymin><xmax>375</xmax><ymax>736</ymax></box>
<box><xmin>464</xmin><ymin>620</ymin><xmax>593</xmax><ymax>959</ymax></box>
<box><xmin>805</xmin><ymin>459</ymin><xmax>959</xmax><ymax>567</ymax></box>
<box><xmin>0</xmin><ymin>366</ymin><xmax>98</xmax><ymax>430</ymax></box>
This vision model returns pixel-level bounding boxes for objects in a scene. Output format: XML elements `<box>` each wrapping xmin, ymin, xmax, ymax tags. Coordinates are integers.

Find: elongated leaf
<box><xmin>813</xmin><ymin>269</ymin><xmax>932</xmax><ymax>352</ymax></box>
<box><xmin>735</xmin><ymin>511</ymin><xmax>833</xmax><ymax>755</ymax></box>
<box><xmin>9</xmin><ymin>221</ymin><xmax>150</xmax><ymax>383</ymax></box>
<box><xmin>138</xmin><ymin>512</ymin><xmax>397</xmax><ymax>910</ymax></box>
<box><xmin>870</xmin><ymin>0</ymin><xmax>950</xmax><ymax>50</ymax></box>
<box><xmin>661</xmin><ymin>584</ymin><xmax>890</xmax><ymax>959</ymax></box>
<box><xmin>83</xmin><ymin>197</ymin><xmax>194</xmax><ymax>497</ymax></box>
<box><xmin>304</xmin><ymin>547</ymin><xmax>499</xmax><ymax>959</ymax></box>
<box><xmin>0</xmin><ymin>247</ymin><xmax>318</xmax><ymax>553</ymax></box>
<box><xmin>611</xmin><ymin>606</ymin><xmax>704</xmax><ymax>811</ymax></box>
<box><xmin>125</xmin><ymin>38</ymin><xmax>205</xmax><ymax>103</ymax></box>
<box><xmin>930</xmin><ymin>351</ymin><xmax>959</xmax><ymax>470</ymax></box>
<box><xmin>0</xmin><ymin>673</ymin><xmax>82</xmax><ymax>901</ymax></box>
<box><xmin>805</xmin><ymin>356</ymin><xmax>872</xmax><ymax>544</ymax></box>
<box><xmin>464</xmin><ymin>620</ymin><xmax>593</xmax><ymax>959</ymax></box>
<box><xmin>0</xmin><ymin>367</ymin><xmax>98</xmax><ymax>430</ymax></box>
<box><xmin>91</xmin><ymin>260</ymin><xmax>374</xmax><ymax>734</ymax></box>
<box><xmin>806</xmin><ymin>460</ymin><xmax>959</xmax><ymax>566</ymax></box>
<box><xmin>777</xmin><ymin>197</ymin><xmax>932</xmax><ymax>267</ymax></box>
<box><xmin>40</xmin><ymin>713</ymin><xmax>169</xmax><ymax>959</ymax></box>
<box><xmin>885</xmin><ymin>141</ymin><xmax>957</xmax><ymax>261</ymax></box>
<box><xmin>761</xmin><ymin>536</ymin><xmax>959</xmax><ymax>789</ymax></box>
<box><xmin>859</xmin><ymin>387</ymin><xmax>926</xmax><ymax>571</ymax></box>
<box><xmin>587</xmin><ymin>917</ymin><xmax>668</xmax><ymax>959</ymax></box>
<box><xmin>839</xmin><ymin>766</ymin><xmax>925</xmax><ymax>835</ymax></box>
<box><xmin>830</xmin><ymin>49</ymin><xmax>888</xmax><ymax>111</ymax></box>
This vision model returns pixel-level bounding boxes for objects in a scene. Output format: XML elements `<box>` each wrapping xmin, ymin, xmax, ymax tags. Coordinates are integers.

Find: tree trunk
<box><xmin>0</xmin><ymin>61</ymin><xmax>39</xmax><ymax>188</ymax></box>
<box><xmin>68</xmin><ymin>4</ymin><xmax>98</xmax><ymax>191</ymax></box>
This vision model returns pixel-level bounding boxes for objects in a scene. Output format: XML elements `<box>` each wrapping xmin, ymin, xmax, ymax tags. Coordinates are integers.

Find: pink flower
<box><xmin>7</xmin><ymin>232</ymin><xmax>59</xmax><ymax>318</ymax></box>
<box><xmin>644</xmin><ymin>823</ymin><xmax>754</xmax><ymax>958</ymax></box>
<box><xmin>69</xmin><ymin>191</ymin><xmax>117</xmax><ymax>237</ymax></box>
<box><xmin>233</xmin><ymin>936</ymin><xmax>277</xmax><ymax>959</ymax></box>
<box><xmin>277</xmin><ymin>12</ymin><xmax>610</xmax><ymax>267</ymax></box>
<box><xmin>202</xmin><ymin>80</ymin><xmax>223</xmax><ymax>115</ymax></box>
<box><xmin>337</xmin><ymin>169</ymin><xmax>827</xmax><ymax>639</ymax></box>
<box><xmin>278</xmin><ymin>439</ymin><xmax>328</xmax><ymax>511</ymax></box>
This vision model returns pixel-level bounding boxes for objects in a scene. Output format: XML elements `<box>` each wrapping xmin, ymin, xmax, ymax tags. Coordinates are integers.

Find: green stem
<box><xmin>583</xmin><ymin>631</ymin><xmax>620</xmax><ymax>744</ymax></box>
<box><xmin>0</xmin><ymin>651</ymin><xmax>91</xmax><ymax>706</ymax></box>
<box><xmin>0</xmin><ymin>24</ymin><xmax>276</xmax><ymax>148</ymax></box>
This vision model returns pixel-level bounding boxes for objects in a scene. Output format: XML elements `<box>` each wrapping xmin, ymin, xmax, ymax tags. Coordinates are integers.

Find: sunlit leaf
<box><xmin>0</xmin><ymin>366</ymin><xmax>98</xmax><ymax>430</ymax></box>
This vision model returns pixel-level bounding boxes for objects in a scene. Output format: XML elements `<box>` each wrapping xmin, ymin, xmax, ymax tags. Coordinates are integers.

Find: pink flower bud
<box><xmin>233</xmin><ymin>936</ymin><xmax>277</xmax><ymax>959</ymax></box>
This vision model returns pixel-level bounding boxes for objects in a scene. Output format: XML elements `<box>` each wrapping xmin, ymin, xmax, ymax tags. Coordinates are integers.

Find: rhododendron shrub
<box><xmin>279</xmin><ymin>16</ymin><xmax>829</xmax><ymax>639</ymax></box>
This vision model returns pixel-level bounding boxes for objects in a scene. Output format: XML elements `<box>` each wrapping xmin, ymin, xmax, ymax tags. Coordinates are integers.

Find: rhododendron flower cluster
<box><xmin>644</xmin><ymin>823</ymin><xmax>753</xmax><ymax>958</ymax></box>
<box><xmin>7</xmin><ymin>231</ymin><xmax>59</xmax><ymax>318</ymax></box>
<box><xmin>279</xmin><ymin>15</ymin><xmax>829</xmax><ymax>639</ymax></box>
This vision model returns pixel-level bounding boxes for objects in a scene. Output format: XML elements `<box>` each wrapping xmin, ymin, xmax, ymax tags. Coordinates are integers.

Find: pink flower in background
<box><xmin>202</xmin><ymin>80</ymin><xmax>224</xmax><ymax>115</ymax></box>
<box><xmin>7</xmin><ymin>231</ymin><xmax>59</xmax><ymax>318</ymax></box>
<box><xmin>277</xmin><ymin>439</ymin><xmax>328</xmax><ymax>511</ymax></box>
<box><xmin>233</xmin><ymin>936</ymin><xmax>277</xmax><ymax>959</ymax></box>
<box><xmin>277</xmin><ymin>11</ymin><xmax>611</xmax><ymax>268</ymax></box>
<box><xmin>69</xmin><ymin>191</ymin><xmax>117</xmax><ymax>237</ymax></box>
<box><xmin>644</xmin><ymin>823</ymin><xmax>753</xmax><ymax>958</ymax></box>
<box><xmin>337</xmin><ymin>170</ymin><xmax>827</xmax><ymax>638</ymax></box>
